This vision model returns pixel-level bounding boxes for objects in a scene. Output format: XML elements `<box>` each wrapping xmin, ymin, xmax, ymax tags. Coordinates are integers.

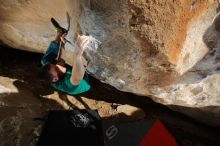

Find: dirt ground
<box><xmin>0</xmin><ymin>46</ymin><xmax>220</xmax><ymax>146</ymax></box>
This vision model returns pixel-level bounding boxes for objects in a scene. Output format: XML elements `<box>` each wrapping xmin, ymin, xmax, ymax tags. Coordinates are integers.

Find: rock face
<box><xmin>0</xmin><ymin>0</ymin><xmax>220</xmax><ymax>126</ymax></box>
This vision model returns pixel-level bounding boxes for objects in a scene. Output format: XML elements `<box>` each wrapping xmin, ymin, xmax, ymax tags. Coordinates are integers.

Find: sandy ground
<box><xmin>0</xmin><ymin>46</ymin><xmax>220</xmax><ymax>146</ymax></box>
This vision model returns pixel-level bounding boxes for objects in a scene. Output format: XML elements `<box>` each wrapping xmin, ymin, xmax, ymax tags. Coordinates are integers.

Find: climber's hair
<box><xmin>39</xmin><ymin>63</ymin><xmax>51</xmax><ymax>81</ymax></box>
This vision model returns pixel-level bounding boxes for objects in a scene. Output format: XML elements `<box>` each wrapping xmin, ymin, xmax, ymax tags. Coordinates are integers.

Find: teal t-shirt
<box><xmin>51</xmin><ymin>67</ymin><xmax>91</xmax><ymax>95</ymax></box>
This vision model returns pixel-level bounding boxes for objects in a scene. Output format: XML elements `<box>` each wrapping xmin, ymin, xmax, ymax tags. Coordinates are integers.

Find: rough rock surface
<box><xmin>0</xmin><ymin>0</ymin><xmax>220</xmax><ymax>126</ymax></box>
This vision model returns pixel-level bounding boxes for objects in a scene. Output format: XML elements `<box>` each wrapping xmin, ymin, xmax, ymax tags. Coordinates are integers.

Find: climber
<box><xmin>40</xmin><ymin>18</ymin><xmax>91</xmax><ymax>95</ymax></box>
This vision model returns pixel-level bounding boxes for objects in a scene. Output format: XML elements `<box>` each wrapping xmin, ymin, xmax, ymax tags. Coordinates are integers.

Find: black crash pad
<box><xmin>37</xmin><ymin>110</ymin><xmax>105</xmax><ymax>146</ymax></box>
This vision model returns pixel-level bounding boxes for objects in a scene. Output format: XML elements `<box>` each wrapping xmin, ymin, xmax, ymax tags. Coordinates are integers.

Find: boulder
<box><xmin>0</xmin><ymin>0</ymin><xmax>220</xmax><ymax>126</ymax></box>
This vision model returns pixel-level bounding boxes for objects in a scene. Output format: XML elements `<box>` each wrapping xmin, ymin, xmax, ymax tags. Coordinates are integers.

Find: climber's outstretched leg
<box><xmin>51</xmin><ymin>17</ymin><xmax>68</xmax><ymax>44</ymax></box>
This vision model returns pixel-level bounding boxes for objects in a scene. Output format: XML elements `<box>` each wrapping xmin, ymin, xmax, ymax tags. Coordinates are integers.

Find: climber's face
<box><xmin>48</xmin><ymin>64</ymin><xmax>59</xmax><ymax>82</ymax></box>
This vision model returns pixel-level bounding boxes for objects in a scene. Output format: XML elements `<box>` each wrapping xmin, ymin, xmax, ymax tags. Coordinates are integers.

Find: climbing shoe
<box><xmin>51</xmin><ymin>17</ymin><xmax>67</xmax><ymax>34</ymax></box>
